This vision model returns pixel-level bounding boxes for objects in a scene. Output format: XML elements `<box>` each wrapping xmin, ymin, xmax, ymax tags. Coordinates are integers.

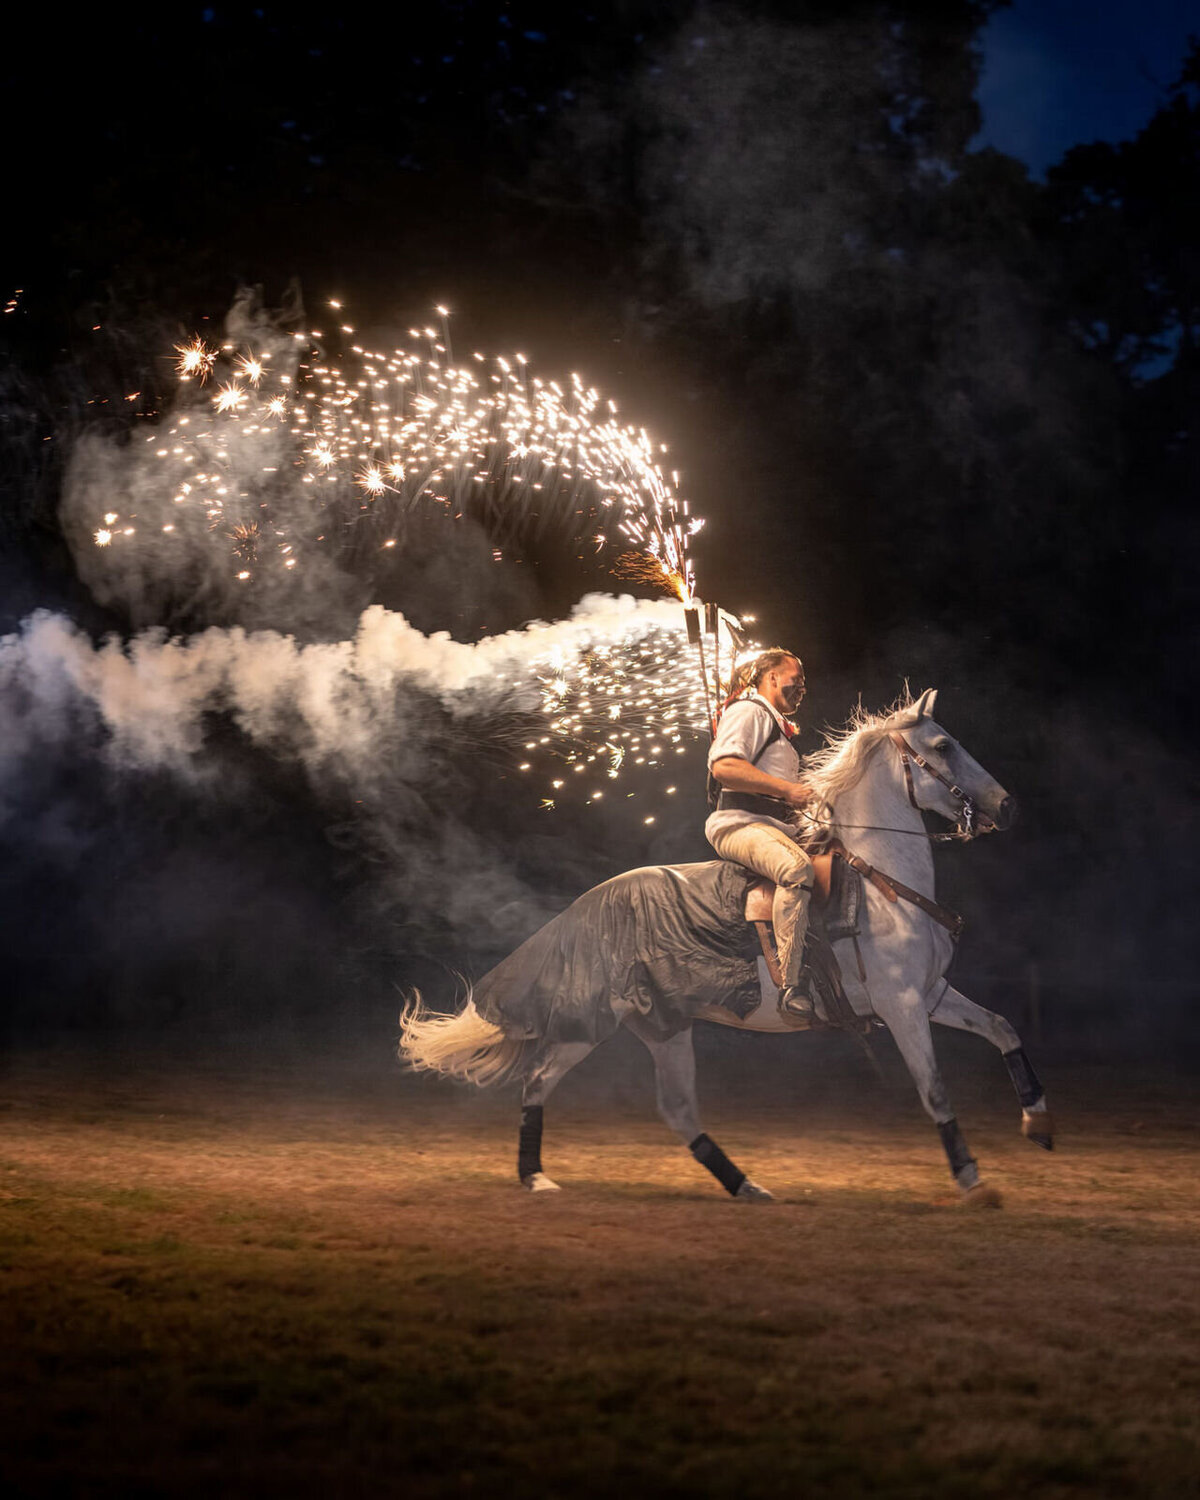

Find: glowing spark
<box><xmin>94</xmin><ymin>529</ymin><xmax>112</xmax><ymax>547</ymax></box>
<box><xmin>213</xmin><ymin>383</ymin><xmax>246</xmax><ymax>413</ymax></box>
<box><xmin>229</xmin><ymin>523</ymin><xmax>261</xmax><ymax>561</ymax></box>
<box><xmin>175</xmin><ymin>337</ymin><xmax>216</xmax><ymax>382</ymax></box>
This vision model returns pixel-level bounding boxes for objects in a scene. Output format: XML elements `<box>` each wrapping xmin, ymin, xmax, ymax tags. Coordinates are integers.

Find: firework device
<box><xmin>684</xmin><ymin>605</ymin><xmax>713</xmax><ymax>735</ymax></box>
<box><xmin>686</xmin><ymin>601</ymin><xmax>747</xmax><ymax>740</ymax></box>
<box><xmin>687</xmin><ymin>601</ymin><xmax>756</xmax><ymax>810</ymax></box>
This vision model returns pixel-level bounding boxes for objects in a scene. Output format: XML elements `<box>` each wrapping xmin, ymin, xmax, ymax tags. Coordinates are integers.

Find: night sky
<box><xmin>977</xmin><ymin>0</ymin><xmax>1197</xmax><ymax>170</ymax></box>
<box><xmin>1</xmin><ymin>3</ymin><xmax>1196</xmax><ymax>1055</ymax></box>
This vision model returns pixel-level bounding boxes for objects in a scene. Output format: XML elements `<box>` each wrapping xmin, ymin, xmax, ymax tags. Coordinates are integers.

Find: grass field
<box><xmin>1</xmin><ymin>1034</ymin><xmax>1198</xmax><ymax>1498</ymax></box>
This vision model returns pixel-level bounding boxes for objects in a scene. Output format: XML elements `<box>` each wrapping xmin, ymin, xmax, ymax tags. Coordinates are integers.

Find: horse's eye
<box><xmin>932</xmin><ymin>739</ymin><xmax>952</xmax><ymax>755</ymax></box>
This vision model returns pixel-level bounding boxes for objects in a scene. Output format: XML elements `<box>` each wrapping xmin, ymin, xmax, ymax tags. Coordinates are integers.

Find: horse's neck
<box><xmin>832</xmin><ymin>746</ymin><xmax>935</xmax><ymax>893</ymax></box>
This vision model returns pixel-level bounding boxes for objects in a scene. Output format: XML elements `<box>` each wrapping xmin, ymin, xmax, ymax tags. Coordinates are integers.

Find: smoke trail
<box><xmin>0</xmin><ymin>594</ymin><xmax>695</xmax><ymax>952</ymax></box>
<box><xmin>1</xmin><ymin>592</ymin><xmax>694</xmax><ymax>773</ymax></box>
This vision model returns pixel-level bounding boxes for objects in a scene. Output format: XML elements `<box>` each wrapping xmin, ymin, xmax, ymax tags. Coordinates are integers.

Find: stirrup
<box><xmin>778</xmin><ymin>971</ymin><xmax>819</xmax><ymax>1024</ymax></box>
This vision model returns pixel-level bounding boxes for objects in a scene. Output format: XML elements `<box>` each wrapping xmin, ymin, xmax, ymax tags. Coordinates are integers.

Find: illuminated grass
<box><xmin>0</xmin><ymin>1054</ymin><xmax>1197</xmax><ymax>1496</ymax></box>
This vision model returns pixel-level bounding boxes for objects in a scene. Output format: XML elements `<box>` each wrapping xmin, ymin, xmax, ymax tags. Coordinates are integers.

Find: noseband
<box><xmin>889</xmin><ymin>733</ymin><xmax>978</xmax><ymax>840</ymax></box>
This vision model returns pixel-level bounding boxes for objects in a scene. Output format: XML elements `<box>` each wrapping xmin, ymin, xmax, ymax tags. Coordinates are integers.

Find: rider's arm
<box><xmin>711</xmin><ymin>756</ymin><xmax>813</xmax><ymax>808</ymax></box>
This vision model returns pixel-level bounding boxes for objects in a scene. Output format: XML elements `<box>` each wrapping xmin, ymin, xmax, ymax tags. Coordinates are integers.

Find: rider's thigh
<box><xmin>710</xmin><ymin>822</ymin><xmax>812</xmax><ymax>888</ymax></box>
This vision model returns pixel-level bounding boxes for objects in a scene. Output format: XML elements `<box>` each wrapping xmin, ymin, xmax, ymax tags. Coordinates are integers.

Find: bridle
<box><xmin>786</xmin><ymin>731</ymin><xmax>985</xmax><ymax>945</ymax></box>
<box><xmin>795</xmin><ymin>729</ymin><xmax>995</xmax><ymax>844</ymax></box>
<box><xmin>889</xmin><ymin>732</ymin><xmax>979</xmax><ymax>841</ymax></box>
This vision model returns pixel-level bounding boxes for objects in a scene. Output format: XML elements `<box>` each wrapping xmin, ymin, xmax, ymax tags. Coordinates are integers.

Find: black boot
<box><xmin>778</xmin><ymin>970</ymin><xmax>818</xmax><ymax>1022</ymax></box>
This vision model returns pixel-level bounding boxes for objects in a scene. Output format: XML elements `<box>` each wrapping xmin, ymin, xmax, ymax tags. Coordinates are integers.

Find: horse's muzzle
<box><xmin>992</xmin><ymin>795</ymin><xmax>1018</xmax><ymax>831</ymax></box>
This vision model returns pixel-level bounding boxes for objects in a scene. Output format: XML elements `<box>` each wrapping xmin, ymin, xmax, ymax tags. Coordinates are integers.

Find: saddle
<box><xmin>744</xmin><ymin>851</ymin><xmax>869</xmax><ymax>1035</ymax></box>
<box><xmin>743</xmin><ymin>851</ymin><xmax>841</xmax><ymax>922</ymax></box>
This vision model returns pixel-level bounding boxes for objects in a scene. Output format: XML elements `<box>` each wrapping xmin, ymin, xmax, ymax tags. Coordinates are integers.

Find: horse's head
<box><xmin>890</xmin><ymin>689</ymin><xmax>1017</xmax><ymax>835</ymax></box>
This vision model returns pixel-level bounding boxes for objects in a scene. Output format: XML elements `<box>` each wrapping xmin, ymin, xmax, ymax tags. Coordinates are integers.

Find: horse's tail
<box><xmin>398</xmin><ymin>989</ymin><xmax>530</xmax><ymax>1087</ymax></box>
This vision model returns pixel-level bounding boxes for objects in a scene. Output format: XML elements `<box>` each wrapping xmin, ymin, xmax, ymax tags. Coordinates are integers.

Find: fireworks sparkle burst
<box><xmin>89</xmin><ymin>306</ymin><xmax>757</xmax><ymax>808</ymax></box>
<box><xmin>101</xmin><ymin>310</ymin><xmax>699</xmax><ymax>603</ymax></box>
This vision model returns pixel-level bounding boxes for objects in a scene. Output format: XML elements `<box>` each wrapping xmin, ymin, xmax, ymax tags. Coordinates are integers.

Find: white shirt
<box><xmin>704</xmin><ymin>693</ymin><xmax>802</xmax><ymax>844</ymax></box>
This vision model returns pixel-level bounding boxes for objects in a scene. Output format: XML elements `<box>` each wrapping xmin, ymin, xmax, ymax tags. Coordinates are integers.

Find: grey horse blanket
<box><xmin>472</xmin><ymin>861</ymin><xmax>763</xmax><ymax>1045</ymax></box>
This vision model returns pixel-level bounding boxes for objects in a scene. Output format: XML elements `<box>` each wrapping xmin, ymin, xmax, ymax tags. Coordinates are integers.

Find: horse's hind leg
<box><xmin>625</xmin><ymin>1019</ymin><xmax>773</xmax><ymax>1202</ymax></box>
<box><xmin>931</xmin><ymin>985</ymin><xmax>1053</xmax><ymax>1150</ymax></box>
<box><xmin>518</xmin><ymin>1041</ymin><xmax>596</xmax><ymax>1193</ymax></box>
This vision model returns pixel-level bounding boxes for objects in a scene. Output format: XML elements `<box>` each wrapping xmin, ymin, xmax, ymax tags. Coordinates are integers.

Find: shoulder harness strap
<box><xmin>830</xmin><ymin>840</ymin><xmax>965</xmax><ymax>940</ymax></box>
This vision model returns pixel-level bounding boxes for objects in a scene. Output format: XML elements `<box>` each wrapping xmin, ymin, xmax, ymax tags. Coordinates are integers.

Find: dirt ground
<box><xmin>1</xmin><ymin>1033</ymin><xmax>1198</xmax><ymax>1498</ymax></box>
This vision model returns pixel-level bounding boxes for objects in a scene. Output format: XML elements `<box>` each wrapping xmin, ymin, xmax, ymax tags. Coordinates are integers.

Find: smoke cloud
<box><xmin>0</xmin><ymin>595</ymin><xmax>681</xmax><ymax>785</ymax></box>
<box><xmin>0</xmin><ymin>591</ymin><xmax>689</xmax><ymax>966</ymax></box>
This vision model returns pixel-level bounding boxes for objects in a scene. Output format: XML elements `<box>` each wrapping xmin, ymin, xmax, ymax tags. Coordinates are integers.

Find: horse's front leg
<box><xmin>624</xmin><ymin>1018</ymin><xmax>773</xmax><ymax>1202</ymax></box>
<box><xmin>886</xmin><ymin>990</ymin><xmax>1001</xmax><ymax>1206</ymax></box>
<box><xmin>518</xmin><ymin>1041</ymin><xmax>596</xmax><ymax>1192</ymax></box>
<box><xmin>930</xmin><ymin>984</ymin><xmax>1053</xmax><ymax>1150</ymax></box>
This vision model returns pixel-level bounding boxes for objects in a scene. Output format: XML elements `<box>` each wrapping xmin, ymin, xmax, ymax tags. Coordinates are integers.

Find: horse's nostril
<box><xmin>996</xmin><ymin>795</ymin><xmax>1018</xmax><ymax>829</ymax></box>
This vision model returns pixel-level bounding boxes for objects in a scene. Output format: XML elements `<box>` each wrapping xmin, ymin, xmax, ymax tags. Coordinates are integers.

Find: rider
<box><xmin>706</xmin><ymin>648</ymin><xmax>818</xmax><ymax>1020</ymax></box>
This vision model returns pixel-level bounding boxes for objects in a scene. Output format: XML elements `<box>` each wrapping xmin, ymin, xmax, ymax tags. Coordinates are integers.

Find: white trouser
<box><xmin>708</xmin><ymin>822</ymin><xmax>814</xmax><ymax>988</ymax></box>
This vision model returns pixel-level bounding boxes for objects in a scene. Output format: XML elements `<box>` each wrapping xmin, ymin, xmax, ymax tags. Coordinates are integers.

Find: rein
<box><xmin>798</xmin><ymin>732</ymin><xmax>985</xmax><ymax>845</ymax></box>
<box><xmin>799</xmin><ymin>808</ymin><xmax>977</xmax><ymax>842</ymax></box>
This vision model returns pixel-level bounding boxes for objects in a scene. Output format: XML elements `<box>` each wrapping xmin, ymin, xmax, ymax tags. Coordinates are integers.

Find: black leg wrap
<box><xmin>937</xmin><ymin>1118</ymin><xmax>976</xmax><ymax>1181</ymax></box>
<box><xmin>1003</xmin><ymin>1047</ymin><xmax>1043</xmax><ymax>1109</ymax></box>
<box><xmin>689</xmin><ymin>1133</ymin><xmax>746</xmax><ymax>1197</ymax></box>
<box><xmin>518</xmin><ymin>1105</ymin><xmax>544</xmax><ymax>1180</ymax></box>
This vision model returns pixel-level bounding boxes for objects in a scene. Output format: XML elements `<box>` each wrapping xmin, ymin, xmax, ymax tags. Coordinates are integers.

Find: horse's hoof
<box><xmin>1022</xmin><ymin>1112</ymin><xmax>1055</xmax><ymax>1151</ymax></box>
<box><xmin>734</xmin><ymin>1179</ymin><xmax>774</xmax><ymax>1202</ymax></box>
<box><xmin>959</xmin><ymin>1181</ymin><xmax>1003</xmax><ymax>1210</ymax></box>
<box><xmin>522</xmin><ymin>1172</ymin><xmax>561</xmax><ymax>1193</ymax></box>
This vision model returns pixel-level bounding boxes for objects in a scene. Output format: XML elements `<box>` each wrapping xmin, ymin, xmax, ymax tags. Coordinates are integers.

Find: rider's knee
<box><xmin>778</xmin><ymin>848</ymin><xmax>814</xmax><ymax>889</ymax></box>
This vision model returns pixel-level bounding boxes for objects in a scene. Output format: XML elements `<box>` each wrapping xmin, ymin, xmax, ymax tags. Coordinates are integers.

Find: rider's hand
<box><xmin>783</xmin><ymin>781</ymin><xmax>815</xmax><ymax>808</ymax></box>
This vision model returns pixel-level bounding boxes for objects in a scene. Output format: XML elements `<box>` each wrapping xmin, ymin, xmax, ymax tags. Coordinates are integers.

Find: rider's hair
<box><xmin>747</xmin><ymin>648</ymin><xmax>802</xmax><ymax>688</ymax></box>
<box><xmin>726</xmin><ymin>659</ymin><xmax>755</xmax><ymax>697</ymax></box>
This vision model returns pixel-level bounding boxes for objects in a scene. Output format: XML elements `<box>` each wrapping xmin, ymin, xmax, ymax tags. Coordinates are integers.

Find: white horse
<box><xmin>399</xmin><ymin>690</ymin><xmax>1051</xmax><ymax>1206</ymax></box>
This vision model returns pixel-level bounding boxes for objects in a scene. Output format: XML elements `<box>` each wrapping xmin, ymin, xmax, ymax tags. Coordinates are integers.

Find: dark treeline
<box><xmin>1</xmin><ymin>4</ymin><xmax>1196</xmax><ymax>1053</ymax></box>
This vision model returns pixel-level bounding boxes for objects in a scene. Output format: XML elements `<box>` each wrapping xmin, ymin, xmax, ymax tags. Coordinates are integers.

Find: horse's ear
<box><xmin>912</xmin><ymin>688</ymin><xmax>938</xmax><ymax>720</ymax></box>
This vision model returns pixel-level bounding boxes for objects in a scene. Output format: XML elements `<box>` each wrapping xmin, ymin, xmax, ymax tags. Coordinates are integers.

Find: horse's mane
<box><xmin>802</xmin><ymin>690</ymin><xmax>916</xmax><ymax>806</ymax></box>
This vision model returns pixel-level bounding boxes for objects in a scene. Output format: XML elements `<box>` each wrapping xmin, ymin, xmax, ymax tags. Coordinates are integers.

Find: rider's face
<box><xmin>766</xmin><ymin>661</ymin><xmax>805</xmax><ymax>714</ymax></box>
